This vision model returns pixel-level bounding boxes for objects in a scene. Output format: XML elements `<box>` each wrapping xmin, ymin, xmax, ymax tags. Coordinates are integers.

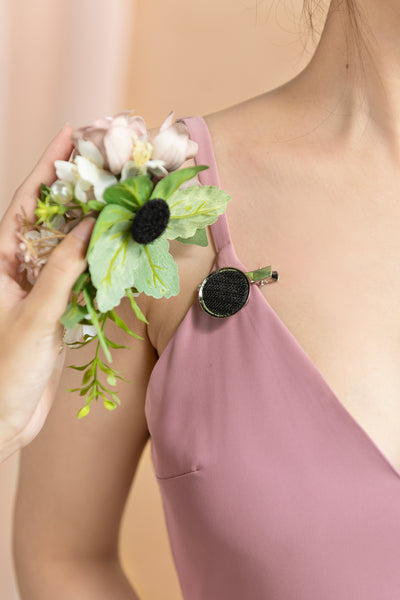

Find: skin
<box><xmin>0</xmin><ymin>125</ymin><xmax>96</xmax><ymax>463</ymax></box>
<box><xmin>12</xmin><ymin>0</ymin><xmax>400</xmax><ymax>596</ymax></box>
<box><xmin>151</xmin><ymin>0</ymin><xmax>400</xmax><ymax>472</ymax></box>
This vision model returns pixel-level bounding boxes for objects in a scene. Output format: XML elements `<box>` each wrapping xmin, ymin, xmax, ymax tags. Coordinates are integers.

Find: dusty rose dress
<box><xmin>144</xmin><ymin>115</ymin><xmax>400</xmax><ymax>599</ymax></box>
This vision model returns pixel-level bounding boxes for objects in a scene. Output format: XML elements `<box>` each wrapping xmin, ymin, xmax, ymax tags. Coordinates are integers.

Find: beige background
<box><xmin>0</xmin><ymin>1</ymin><xmax>323</xmax><ymax>598</ymax></box>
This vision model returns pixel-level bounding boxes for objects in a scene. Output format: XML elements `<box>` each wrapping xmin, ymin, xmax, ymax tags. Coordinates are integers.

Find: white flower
<box><xmin>63</xmin><ymin>324</ymin><xmax>97</xmax><ymax>345</ymax></box>
<box><xmin>55</xmin><ymin>139</ymin><xmax>117</xmax><ymax>203</ymax></box>
<box><xmin>150</xmin><ymin>111</ymin><xmax>198</xmax><ymax>171</ymax></box>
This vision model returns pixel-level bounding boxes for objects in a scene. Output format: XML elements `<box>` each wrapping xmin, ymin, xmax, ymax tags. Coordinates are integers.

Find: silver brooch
<box><xmin>198</xmin><ymin>265</ymin><xmax>278</xmax><ymax>318</ymax></box>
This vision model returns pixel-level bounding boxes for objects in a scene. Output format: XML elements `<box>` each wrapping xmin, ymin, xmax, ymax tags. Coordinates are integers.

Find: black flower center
<box><xmin>130</xmin><ymin>198</ymin><xmax>170</xmax><ymax>244</ymax></box>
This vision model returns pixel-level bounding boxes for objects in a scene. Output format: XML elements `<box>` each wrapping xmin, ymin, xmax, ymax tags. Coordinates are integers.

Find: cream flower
<box><xmin>150</xmin><ymin>111</ymin><xmax>198</xmax><ymax>171</ymax></box>
<box><xmin>121</xmin><ymin>137</ymin><xmax>168</xmax><ymax>180</ymax></box>
<box><xmin>55</xmin><ymin>139</ymin><xmax>117</xmax><ymax>203</ymax></box>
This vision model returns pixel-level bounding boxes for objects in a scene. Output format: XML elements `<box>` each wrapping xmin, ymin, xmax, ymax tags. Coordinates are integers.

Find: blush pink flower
<box><xmin>71</xmin><ymin>111</ymin><xmax>148</xmax><ymax>175</ymax></box>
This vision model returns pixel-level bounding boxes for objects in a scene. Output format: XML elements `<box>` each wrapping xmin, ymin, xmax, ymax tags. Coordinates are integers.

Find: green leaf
<box><xmin>87</xmin><ymin>199</ymin><xmax>107</xmax><ymax>211</ymax></box>
<box><xmin>77</xmin><ymin>405</ymin><xmax>91</xmax><ymax>419</ymax></box>
<box><xmin>176</xmin><ymin>227</ymin><xmax>209</xmax><ymax>247</ymax></box>
<box><xmin>87</xmin><ymin>387</ymin><xmax>97</xmax><ymax>401</ymax></box>
<box><xmin>104</xmin><ymin>400</ymin><xmax>117</xmax><ymax>411</ymax></box>
<box><xmin>113</xmin><ymin>373</ymin><xmax>129</xmax><ymax>383</ymax></box>
<box><xmin>87</xmin><ymin>203</ymin><xmax>134</xmax><ymax>258</ymax></box>
<box><xmin>40</xmin><ymin>183</ymin><xmax>52</xmax><ymax>201</ymax></box>
<box><xmin>103</xmin><ymin>176</ymin><xmax>153</xmax><ymax>211</ymax></box>
<box><xmin>97</xmin><ymin>360</ymin><xmax>111</xmax><ymax>374</ymax></box>
<box><xmin>96</xmin><ymin>361</ymin><xmax>127</xmax><ymax>383</ymax></box>
<box><xmin>79</xmin><ymin>202</ymin><xmax>93</xmax><ymax>215</ymax></box>
<box><xmin>105</xmin><ymin>338</ymin><xmax>129</xmax><ymax>350</ymax></box>
<box><xmin>72</xmin><ymin>271</ymin><xmax>91</xmax><ymax>295</ymax></box>
<box><xmin>65</xmin><ymin>335</ymin><xmax>96</xmax><ymax>349</ymax></box>
<box><xmin>109</xmin><ymin>308</ymin><xmax>143</xmax><ymax>339</ymax></box>
<box><xmin>82</xmin><ymin>287</ymin><xmax>112</xmax><ymax>362</ymax></box>
<box><xmin>151</xmin><ymin>166</ymin><xmax>208</xmax><ymax>200</ymax></box>
<box><xmin>97</xmin><ymin>381</ymin><xmax>114</xmax><ymax>394</ymax></box>
<box><xmin>164</xmin><ymin>185</ymin><xmax>230</xmax><ymax>240</ymax></box>
<box><xmin>67</xmin><ymin>361</ymin><xmax>93</xmax><ymax>371</ymax></box>
<box><xmin>82</xmin><ymin>364</ymin><xmax>95</xmax><ymax>384</ymax></box>
<box><xmin>60</xmin><ymin>301</ymin><xmax>88</xmax><ymax>329</ymax></box>
<box><xmin>125</xmin><ymin>288</ymin><xmax>148</xmax><ymax>324</ymax></box>
<box><xmin>79</xmin><ymin>382</ymin><xmax>95</xmax><ymax>396</ymax></box>
<box><xmin>110</xmin><ymin>392</ymin><xmax>121</xmax><ymax>405</ymax></box>
<box><xmin>88</xmin><ymin>222</ymin><xmax>141</xmax><ymax>313</ymax></box>
<box><xmin>133</xmin><ymin>238</ymin><xmax>179</xmax><ymax>299</ymax></box>
<box><xmin>107</xmin><ymin>373</ymin><xmax>117</xmax><ymax>386</ymax></box>
<box><xmin>246</xmin><ymin>266</ymin><xmax>273</xmax><ymax>282</ymax></box>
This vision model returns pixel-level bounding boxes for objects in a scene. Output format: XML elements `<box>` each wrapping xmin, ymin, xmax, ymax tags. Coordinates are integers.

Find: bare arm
<box><xmin>12</xmin><ymin>294</ymin><xmax>157</xmax><ymax>599</ymax></box>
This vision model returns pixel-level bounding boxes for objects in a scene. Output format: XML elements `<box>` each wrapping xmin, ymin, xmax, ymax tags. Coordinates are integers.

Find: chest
<box><xmin>150</xmin><ymin>127</ymin><xmax>400</xmax><ymax>472</ymax></box>
<box><xmin>215</xmin><ymin>146</ymin><xmax>400</xmax><ymax>472</ymax></box>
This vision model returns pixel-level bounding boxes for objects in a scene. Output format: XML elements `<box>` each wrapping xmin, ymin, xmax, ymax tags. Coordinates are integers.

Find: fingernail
<box><xmin>71</xmin><ymin>218</ymin><xmax>96</xmax><ymax>241</ymax></box>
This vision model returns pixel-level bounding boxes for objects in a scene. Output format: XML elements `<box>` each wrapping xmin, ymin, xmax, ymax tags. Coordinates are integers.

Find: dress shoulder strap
<box><xmin>178</xmin><ymin>115</ymin><xmax>233</xmax><ymax>253</ymax></box>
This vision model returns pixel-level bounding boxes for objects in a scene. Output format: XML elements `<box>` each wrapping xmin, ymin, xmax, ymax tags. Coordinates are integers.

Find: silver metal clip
<box><xmin>246</xmin><ymin>266</ymin><xmax>279</xmax><ymax>287</ymax></box>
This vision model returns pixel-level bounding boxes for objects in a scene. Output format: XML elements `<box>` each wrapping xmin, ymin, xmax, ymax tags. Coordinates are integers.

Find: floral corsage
<box><xmin>17</xmin><ymin>111</ymin><xmax>230</xmax><ymax>418</ymax></box>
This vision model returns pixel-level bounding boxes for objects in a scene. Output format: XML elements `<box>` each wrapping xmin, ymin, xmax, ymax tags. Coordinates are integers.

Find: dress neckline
<box><xmin>179</xmin><ymin>114</ymin><xmax>400</xmax><ymax>483</ymax></box>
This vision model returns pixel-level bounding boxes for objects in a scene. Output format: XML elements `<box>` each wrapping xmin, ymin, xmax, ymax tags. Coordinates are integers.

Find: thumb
<box><xmin>22</xmin><ymin>217</ymin><xmax>96</xmax><ymax>326</ymax></box>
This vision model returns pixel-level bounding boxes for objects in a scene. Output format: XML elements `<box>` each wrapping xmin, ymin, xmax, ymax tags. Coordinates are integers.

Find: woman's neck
<box><xmin>283</xmin><ymin>0</ymin><xmax>400</xmax><ymax>161</ymax></box>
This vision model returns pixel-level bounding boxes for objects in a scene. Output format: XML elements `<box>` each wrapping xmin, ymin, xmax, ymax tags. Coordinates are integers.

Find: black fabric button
<box><xmin>198</xmin><ymin>267</ymin><xmax>250</xmax><ymax>318</ymax></box>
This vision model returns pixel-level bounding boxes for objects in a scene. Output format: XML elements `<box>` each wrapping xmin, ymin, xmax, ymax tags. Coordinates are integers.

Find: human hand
<box><xmin>0</xmin><ymin>125</ymin><xmax>95</xmax><ymax>462</ymax></box>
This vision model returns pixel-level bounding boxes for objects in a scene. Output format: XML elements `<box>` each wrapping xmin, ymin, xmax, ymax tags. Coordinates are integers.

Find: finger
<box><xmin>20</xmin><ymin>218</ymin><xmax>96</xmax><ymax>329</ymax></box>
<box><xmin>12</xmin><ymin>124</ymin><xmax>74</xmax><ymax>218</ymax></box>
<box><xmin>0</xmin><ymin>124</ymin><xmax>74</xmax><ymax>242</ymax></box>
<box><xmin>16</xmin><ymin>348</ymin><xmax>67</xmax><ymax>449</ymax></box>
<box><xmin>0</xmin><ymin>125</ymin><xmax>75</xmax><ymax>280</ymax></box>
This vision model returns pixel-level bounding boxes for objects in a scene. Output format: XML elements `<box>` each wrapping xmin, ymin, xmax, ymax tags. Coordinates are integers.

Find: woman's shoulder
<box><xmin>138</xmin><ymin>88</ymin><xmax>308</xmax><ymax>357</ymax></box>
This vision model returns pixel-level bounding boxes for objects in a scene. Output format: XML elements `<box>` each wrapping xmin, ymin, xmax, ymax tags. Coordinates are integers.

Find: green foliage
<box><xmin>102</xmin><ymin>176</ymin><xmax>153</xmax><ymax>210</ymax></box>
<box><xmin>34</xmin><ymin>197</ymin><xmax>67</xmax><ymax>227</ymax></box>
<box><xmin>176</xmin><ymin>227</ymin><xmax>208</xmax><ymax>247</ymax></box>
<box><xmin>88</xmin><ymin>223</ymin><xmax>140</xmax><ymax>312</ymax></box>
<box><xmin>77</xmin><ymin>406</ymin><xmax>91</xmax><ymax>419</ymax></box>
<box><xmin>66</xmin><ymin>313</ymin><xmax>131</xmax><ymax>419</ymax></box>
<box><xmin>104</xmin><ymin>400</ymin><xmax>117</xmax><ymax>411</ymax></box>
<box><xmin>82</xmin><ymin>285</ymin><xmax>112</xmax><ymax>362</ymax></box>
<box><xmin>246</xmin><ymin>266</ymin><xmax>273</xmax><ymax>282</ymax></box>
<box><xmin>40</xmin><ymin>183</ymin><xmax>52</xmax><ymax>201</ymax></box>
<box><xmin>86</xmin><ymin>204</ymin><xmax>141</xmax><ymax>312</ymax></box>
<box><xmin>133</xmin><ymin>238</ymin><xmax>179</xmax><ymax>298</ymax></box>
<box><xmin>60</xmin><ymin>301</ymin><xmax>88</xmax><ymax>329</ymax></box>
<box><xmin>151</xmin><ymin>165</ymin><xmax>208</xmax><ymax>200</ymax></box>
<box><xmin>60</xmin><ymin>271</ymin><xmax>91</xmax><ymax>328</ymax></box>
<box><xmin>72</xmin><ymin>271</ymin><xmax>91</xmax><ymax>294</ymax></box>
<box><xmin>164</xmin><ymin>185</ymin><xmax>230</xmax><ymax>240</ymax></box>
<box><xmin>51</xmin><ymin>164</ymin><xmax>231</xmax><ymax>417</ymax></box>
<box><xmin>109</xmin><ymin>308</ymin><xmax>143</xmax><ymax>339</ymax></box>
<box><xmin>87</xmin><ymin>204</ymin><xmax>134</xmax><ymax>256</ymax></box>
<box><xmin>125</xmin><ymin>288</ymin><xmax>148</xmax><ymax>324</ymax></box>
<box><xmin>87</xmin><ymin>199</ymin><xmax>106</xmax><ymax>211</ymax></box>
